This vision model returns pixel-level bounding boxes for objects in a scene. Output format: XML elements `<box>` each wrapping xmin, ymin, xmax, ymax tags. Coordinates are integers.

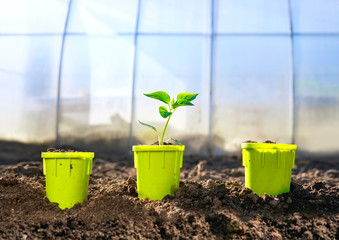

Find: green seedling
<box><xmin>139</xmin><ymin>91</ymin><xmax>198</xmax><ymax>145</ymax></box>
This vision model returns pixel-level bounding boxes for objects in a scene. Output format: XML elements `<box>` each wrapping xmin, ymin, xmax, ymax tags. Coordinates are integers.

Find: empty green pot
<box><xmin>241</xmin><ymin>143</ymin><xmax>297</xmax><ymax>196</ymax></box>
<box><xmin>132</xmin><ymin>145</ymin><xmax>184</xmax><ymax>200</ymax></box>
<box><xmin>42</xmin><ymin>152</ymin><xmax>94</xmax><ymax>209</ymax></box>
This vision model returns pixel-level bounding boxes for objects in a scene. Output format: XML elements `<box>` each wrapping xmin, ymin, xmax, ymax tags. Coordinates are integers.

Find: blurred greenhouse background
<box><xmin>0</xmin><ymin>0</ymin><xmax>339</xmax><ymax>156</ymax></box>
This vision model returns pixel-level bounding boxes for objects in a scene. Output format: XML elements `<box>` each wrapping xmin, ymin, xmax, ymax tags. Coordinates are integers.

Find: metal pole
<box><xmin>288</xmin><ymin>0</ymin><xmax>296</xmax><ymax>144</ymax></box>
<box><xmin>208</xmin><ymin>0</ymin><xmax>215</xmax><ymax>154</ymax></box>
<box><xmin>55</xmin><ymin>0</ymin><xmax>72</xmax><ymax>147</ymax></box>
<box><xmin>128</xmin><ymin>0</ymin><xmax>142</xmax><ymax>148</ymax></box>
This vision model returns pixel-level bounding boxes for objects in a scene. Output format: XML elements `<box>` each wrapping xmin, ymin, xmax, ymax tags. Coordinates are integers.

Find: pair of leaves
<box><xmin>144</xmin><ymin>91</ymin><xmax>198</xmax><ymax>117</ymax></box>
<box><xmin>144</xmin><ymin>91</ymin><xmax>198</xmax><ymax>105</ymax></box>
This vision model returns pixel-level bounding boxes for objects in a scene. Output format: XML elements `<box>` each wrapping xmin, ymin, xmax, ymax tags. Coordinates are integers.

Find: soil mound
<box><xmin>0</xmin><ymin>172</ymin><xmax>338</xmax><ymax>239</ymax></box>
<box><xmin>0</xmin><ymin>152</ymin><xmax>338</xmax><ymax>239</ymax></box>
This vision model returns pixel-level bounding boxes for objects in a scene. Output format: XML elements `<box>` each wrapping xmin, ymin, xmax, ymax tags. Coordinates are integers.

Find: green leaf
<box><xmin>170</xmin><ymin>98</ymin><xmax>175</xmax><ymax>109</ymax></box>
<box><xmin>138</xmin><ymin>120</ymin><xmax>157</xmax><ymax>133</ymax></box>
<box><xmin>169</xmin><ymin>138</ymin><xmax>182</xmax><ymax>145</ymax></box>
<box><xmin>144</xmin><ymin>91</ymin><xmax>170</xmax><ymax>104</ymax></box>
<box><xmin>172</xmin><ymin>99</ymin><xmax>194</xmax><ymax>109</ymax></box>
<box><xmin>159</xmin><ymin>106</ymin><xmax>172</xmax><ymax>118</ymax></box>
<box><xmin>177</xmin><ymin>93</ymin><xmax>199</xmax><ymax>102</ymax></box>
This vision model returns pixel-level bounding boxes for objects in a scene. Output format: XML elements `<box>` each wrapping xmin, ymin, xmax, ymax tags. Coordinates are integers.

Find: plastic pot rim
<box><xmin>132</xmin><ymin>145</ymin><xmax>185</xmax><ymax>152</ymax></box>
<box><xmin>41</xmin><ymin>152</ymin><xmax>95</xmax><ymax>159</ymax></box>
<box><xmin>241</xmin><ymin>143</ymin><xmax>297</xmax><ymax>151</ymax></box>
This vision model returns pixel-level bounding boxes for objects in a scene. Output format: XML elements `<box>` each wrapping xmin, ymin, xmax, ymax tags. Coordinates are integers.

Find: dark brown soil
<box><xmin>46</xmin><ymin>148</ymin><xmax>79</xmax><ymax>152</ymax></box>
<box><xmin>151</xmin><ymin>141</ymin><xmax>173</xmax><ymax>145</ymax></box>
<box><xmin>262</xmin><ymin>140</ymin><xmax>276</xmax><ymax>144</ymax></box>
<box><xmin>0</xmin><ymin>143</ymin><xmax>338</xmax><ymax>239</ymax></box>
<box><xmin>243</xmin><ymin>140</ymin><xmax>277</xmax><ymax>144</ymax></box>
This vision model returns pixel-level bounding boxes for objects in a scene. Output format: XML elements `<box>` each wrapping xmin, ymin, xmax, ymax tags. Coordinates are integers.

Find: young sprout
<box><xmin>138</xmin><ymin>91</ymin><xmax>198</xmax><ymax>145</ymax></box>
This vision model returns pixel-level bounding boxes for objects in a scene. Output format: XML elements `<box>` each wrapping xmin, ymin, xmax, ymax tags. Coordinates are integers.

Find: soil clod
<box><xmin>47</xmin><ymin>148</ymin><xmax>78</xmax><ymax>152</ymax></box>
<box><xmin>263</xmin><ymin>140</ymin><xmax>276</xmax><ymax>143</ymax></box>
<box><xmin>151</xmin><ymin>141</ymin><xmax>173</xmax><ymax>145</ymax></box>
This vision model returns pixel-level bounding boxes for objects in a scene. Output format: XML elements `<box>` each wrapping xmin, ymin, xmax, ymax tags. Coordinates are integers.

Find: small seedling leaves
<box><xmin>159</xmin><ymin>106</ymin><xmax>172</xmax><ymax>118</ymax></box>
<box><xmin>144</xmin><ymin>91</ymin><xmax>170</xmax><ymax>104</ymax></box>
<box><xmin>172</xmin><ymin>99</ymin><xmax>194</xmax><ymax>109</ymax></box>
<box><xmin>177</xmin><ymin>93</ymin><xmax>199</xmax><ymax>102</ymax></box>
<box><xmin>138</xmin><ymin>120</ymin><xmax>157</xmax><ymax>132</ymax></box>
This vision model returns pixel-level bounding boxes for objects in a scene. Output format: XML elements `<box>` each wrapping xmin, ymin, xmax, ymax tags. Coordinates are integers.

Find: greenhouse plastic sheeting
<box><xmin>213</xmin><ymin>36</ymin><xmax>293</xmax><ymax>153</ymax></box>
<box><xmin>139</xmin><ymin>0</ymin><xmax>211</xmax><ymax>33</ymax></box>
<box><xmin>294</xmin><ymin>36</ymin><xmax>339</xmax><ymax>154</ymax></box>
<box><xmin>0</xmin><ymin>36</ymin><xmax>62</xmax><ymax>142</ymax></box>
<box><xmin>59</xmin><ymin>35</ymin><xmax>135</xmax><ymax>151</ymax></box>
<box><xmin>215</xmin><ymin>0</ymin><xmax>290</xmax><ymax>33</ymax></box>
<box><xmin>0</xmin><ymin>0</ymin><xmax>68</xmax><ymax>34</ymax></box>
<box><xmin>0</xmin><ymin>0</ymin><xmax>339</xmax><ymax>156</ymax></box>
<box><xmin>290</xmin><ymin>0</ymin><xmax>339</xmax><ymax>33</ymax></box>
<box><xmin>67</xmin><ymin>0</ymin><xmax>138</xmax><ymax>34</ymax></box>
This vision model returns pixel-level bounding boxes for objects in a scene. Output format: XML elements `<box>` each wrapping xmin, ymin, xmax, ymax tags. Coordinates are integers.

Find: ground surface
<box><xmin>0</xmin><ymin>142</ymin><xmax>338</xmax><ymax>239</ymax></box>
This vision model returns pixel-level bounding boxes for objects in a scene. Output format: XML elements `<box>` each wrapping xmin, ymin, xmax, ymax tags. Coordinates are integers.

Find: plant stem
<box><xmin>160</xmin><ymin>109</ymin><xmax>175</xmax><ymax>145</ymax></box>
<box><xmin>156</xmin><ymin>131</ymin><xmax>161</xmax><ymax>145</ymax></box>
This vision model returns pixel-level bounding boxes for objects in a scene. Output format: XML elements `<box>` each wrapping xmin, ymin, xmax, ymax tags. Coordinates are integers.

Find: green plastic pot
<box><xmin>41</xmin><ymin>152</ymin><xmax>94</xmax><ymax>209</ymax></box>
<box><xmin>241</xmin><ymin>143</ymin><xmax>297</xmax><ymax>196</ymax></box>
<box><xmin>132</xmin><ymin>145</ymin><xmax>185</xmax><ymax>200</ymax></box>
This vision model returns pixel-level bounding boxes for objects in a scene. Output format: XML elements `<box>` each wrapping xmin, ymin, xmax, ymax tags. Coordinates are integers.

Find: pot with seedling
<box><xmin>241</xmin><ymin>141</ymin><xmax>297</xmax><ymax>196</ymax></box>
<box><xmin>133</xmin><ymin>91</ymin><xmax>198</xmax><ymax>200</ymax></box>
<box><xmin>41</xmin><ymin>149</ymin><xmax>94</xmax><ymax>209</ymax></box>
